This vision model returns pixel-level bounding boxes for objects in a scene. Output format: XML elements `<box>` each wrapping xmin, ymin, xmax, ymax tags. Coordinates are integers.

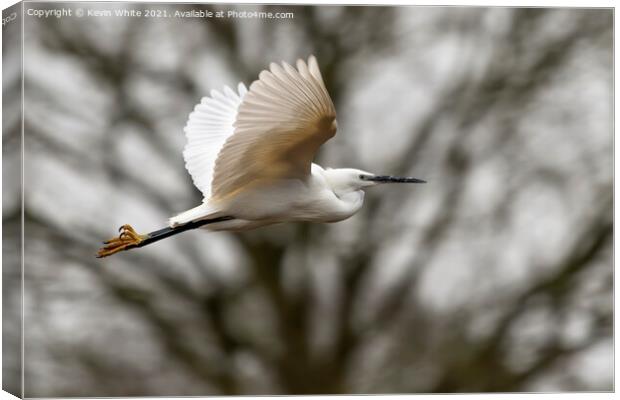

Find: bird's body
<box><xmin>170</xmin><ymin>164</ymin><xmax>367</xmax><ymax>231</ymax></box>
<box><xmin>97</xmin><ymin>56</ymin><xmax>424</xmax><ymax>257</ymax></box>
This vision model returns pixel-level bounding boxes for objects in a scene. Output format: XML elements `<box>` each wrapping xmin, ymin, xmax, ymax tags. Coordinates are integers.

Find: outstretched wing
<box><xmin>182</xmin><ymin>83</ymin><xmax>247</xmax><ymax>199</ymax></box>
<box><xmin>210</xmin><ymin>56</ymin><xmax>337</xmax><ymax>201</ymax></box>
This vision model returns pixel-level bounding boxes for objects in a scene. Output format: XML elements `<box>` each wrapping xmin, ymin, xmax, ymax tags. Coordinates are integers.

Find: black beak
<box><xmin>362</xmin><ymin>175</ymin><xmax>427</xmax><ymax>183</ymax></box>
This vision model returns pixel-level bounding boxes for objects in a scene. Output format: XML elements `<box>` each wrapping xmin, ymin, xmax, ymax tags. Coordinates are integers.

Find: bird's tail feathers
<box><xmin>169</xmin><ymin>203</ymin><xmax>221</xmax><ymax>227</ymax></box>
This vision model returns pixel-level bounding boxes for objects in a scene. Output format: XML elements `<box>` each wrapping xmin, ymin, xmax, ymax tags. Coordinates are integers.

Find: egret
<box><xmin>97</xmin><ymin>56</ymin><xmax>425</xmax><ymax>258</ymax></box>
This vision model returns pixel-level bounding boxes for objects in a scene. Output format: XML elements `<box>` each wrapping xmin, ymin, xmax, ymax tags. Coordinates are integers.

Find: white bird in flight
<box><xmin>98</xmin><ymin>56</ymin><xmax>425</xmax><ymax>258</ymax></box>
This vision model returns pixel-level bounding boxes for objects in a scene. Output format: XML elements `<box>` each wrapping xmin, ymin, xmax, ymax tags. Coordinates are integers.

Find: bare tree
<box><xmin>4</xmin><ymin>5</ymin><xmax>611</xmax><ymax>396</ymax></box>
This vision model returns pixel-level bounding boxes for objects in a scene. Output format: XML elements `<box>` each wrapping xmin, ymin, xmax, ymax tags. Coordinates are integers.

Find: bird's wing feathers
<box><xmin>182</xmin><ymin>83</ymin><xmax>247</xmax><ymax>199</ymax></box>
<box><xmin>210</xmin><ymin>56</ymin><xmax>337</xmax><ymax>200</ymax></box>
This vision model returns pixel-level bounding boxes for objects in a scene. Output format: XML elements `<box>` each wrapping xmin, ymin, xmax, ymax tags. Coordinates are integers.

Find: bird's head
<box><xmin>324</xmin><ymin>168</ymin><xmax>426</xmax><ymax>197</ymax></box>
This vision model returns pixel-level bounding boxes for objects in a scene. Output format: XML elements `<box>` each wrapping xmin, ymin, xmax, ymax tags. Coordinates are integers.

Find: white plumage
<box><xmin>97</xmin><ymin>56</ymin><xmax>424</xmax><ymax>258</ymax></box>
<box><xmin>182</xmin><ymin>82</ymin><xmax>248</xmax><ymax>199</ymax></box>
<box><xmin>169</xmin><ymin>56</ymin><xmax>424</xmax><ymax>231</ymax></box>
<box><xmin>97</xmin><ymin>56</ymin><xmax>425</xmax><ymax>258</ymax></box>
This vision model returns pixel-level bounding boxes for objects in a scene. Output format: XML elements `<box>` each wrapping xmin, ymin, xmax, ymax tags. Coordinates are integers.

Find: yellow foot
<box><xmin>97</xmin><ymin>224</ymin><xmax>148</xmax><ymax>258</ymax></box>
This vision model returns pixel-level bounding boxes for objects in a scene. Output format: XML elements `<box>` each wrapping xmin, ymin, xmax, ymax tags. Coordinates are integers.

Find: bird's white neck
<box><xmin>338</xmin><ymin>190</ymin><xmax>365</xmax><ymax>210</ymax></box>
<box><xmin>327</xmin><ymin>179</ymin><xmax>365</xmax><ymax>217</ymax></box>
<box><xmin>313</xmin><ymin>164</ymin><xmax>368</xmax><ymax>220</ymax></box>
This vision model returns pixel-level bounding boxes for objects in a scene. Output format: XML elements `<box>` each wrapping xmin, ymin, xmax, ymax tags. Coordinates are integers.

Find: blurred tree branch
<box><xmin>17</xmin><ymin>6</ymin><xmax>612</xmax><ymax>396</ymax></box>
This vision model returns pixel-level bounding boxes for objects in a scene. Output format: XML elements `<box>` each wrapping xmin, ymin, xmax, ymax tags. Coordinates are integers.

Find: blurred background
<box><xmin>2</xmin><ymin>3</ymin><xmax>613</xmax><ymax>396</ymax></box>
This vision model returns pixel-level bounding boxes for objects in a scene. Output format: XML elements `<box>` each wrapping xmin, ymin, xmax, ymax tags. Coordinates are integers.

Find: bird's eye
<box><xmin>359</xmin><ymin>174</ymin><xmax>369</xmax><ymax>180</ymax></box>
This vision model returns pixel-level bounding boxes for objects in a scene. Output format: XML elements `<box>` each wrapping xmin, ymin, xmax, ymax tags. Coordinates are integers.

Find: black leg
<box><xmin>97</xmin><ymin>216</ymin><xmax>234</xmax><ymax>258</ymax></box>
